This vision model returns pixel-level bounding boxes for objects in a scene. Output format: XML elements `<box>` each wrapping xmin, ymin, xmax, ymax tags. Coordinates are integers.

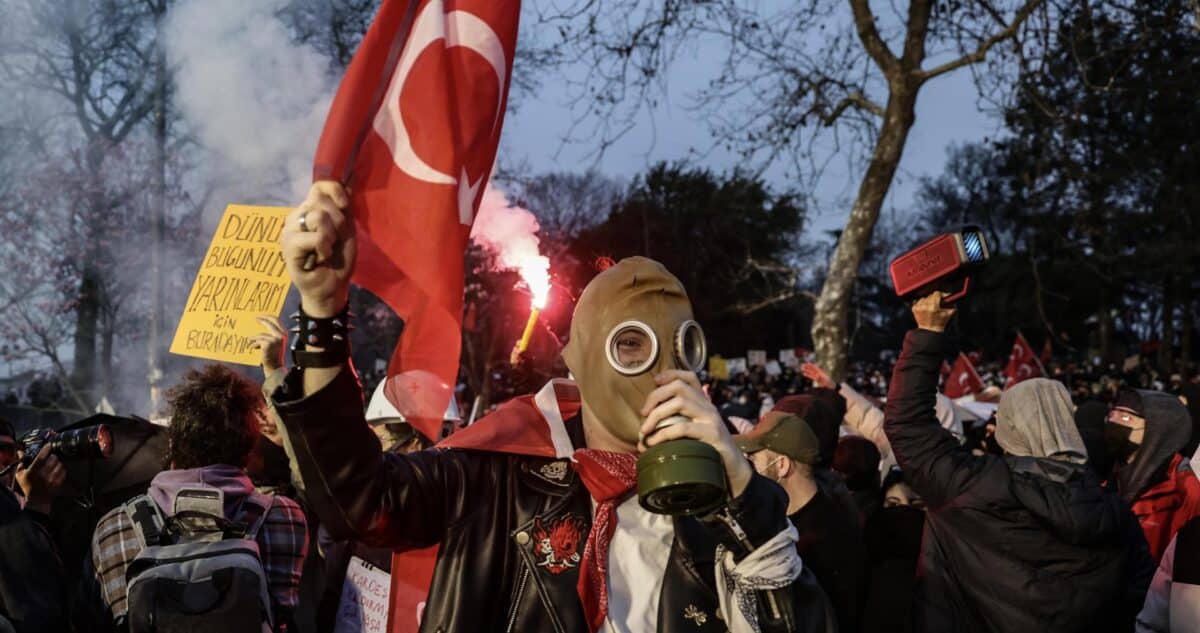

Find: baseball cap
<box><xmin>734</xmin><ymin>411</ymin><xmax>820</xmax><ymax>465</ymax></box>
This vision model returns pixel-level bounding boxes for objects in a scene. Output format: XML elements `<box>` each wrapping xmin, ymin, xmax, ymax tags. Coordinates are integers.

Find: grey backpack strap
<box><xmin>124</xmin><ymin>495</ymin><xmax>166</xmax><ymax>549</ymax></box>
<box><xmin>237</xmin><ymin>493</ymin><xmax>274</xmax><ymax>541</ymax></box>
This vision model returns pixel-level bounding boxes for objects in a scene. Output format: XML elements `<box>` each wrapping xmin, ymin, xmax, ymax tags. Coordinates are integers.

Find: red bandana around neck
<box><xmin>572</xmin><ymin>449</ymin><xmax>638</xmax><ymax>632</ymax></box>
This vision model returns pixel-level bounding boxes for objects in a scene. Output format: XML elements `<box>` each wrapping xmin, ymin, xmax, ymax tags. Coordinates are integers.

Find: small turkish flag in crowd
<box><xmin>1004</xmin><ymin>332</ymin><xmax>1043</xmax><ymax>388</ymax></box>
<box><xmin>313</xmin><ymin>0</ymin><xmax>521</xmax><ymax>443</ymax></box>
<box><xmin>943</xmin><ymin>352</ymin><xmax>984</xmax><ymax>399</ymax></box>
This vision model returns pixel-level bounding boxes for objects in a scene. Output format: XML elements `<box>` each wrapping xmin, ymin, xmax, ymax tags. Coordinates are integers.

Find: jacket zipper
<box><xmin>505</xmin><ymin>565</ymin><xmax>530</xmax><ymax>633</ymax></box>
<box><xmin>715</xmin><ymin>506</ymin><xmax>782</xmax><ymax>620</ymax></box>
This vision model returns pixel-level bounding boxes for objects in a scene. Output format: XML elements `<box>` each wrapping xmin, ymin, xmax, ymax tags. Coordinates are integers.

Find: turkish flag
<box><xmin>313</xmin><ymin>0</ymin><xmax>521</xmax><ymax>443</ymax></box>
<box><xmin>1003</xmin><ymin>332</ymin><xmax>1043</xmax><ymax>388</ymax></box>
<box><xmin>943</xmin><ymin>352</ymin><xmax>984</xmax><ymax>399</ymax></box>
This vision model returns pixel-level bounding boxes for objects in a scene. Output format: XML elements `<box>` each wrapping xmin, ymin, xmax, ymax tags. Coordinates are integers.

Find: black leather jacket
<box><xmin>274</xmin><ymin>367</ymin><xmax>832</xmax><ymax>633</ymax></box>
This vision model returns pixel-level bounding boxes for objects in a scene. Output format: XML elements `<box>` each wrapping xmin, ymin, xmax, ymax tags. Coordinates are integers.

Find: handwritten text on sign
<box><xmin>169</xmin><ymin>204</ymin><xmax>292</xmax><ymax>366</ymax></box>
<box><xmin>334</xmin><ymin>556</ymin><xmax>392</xmax><ymax>633</ymax></box>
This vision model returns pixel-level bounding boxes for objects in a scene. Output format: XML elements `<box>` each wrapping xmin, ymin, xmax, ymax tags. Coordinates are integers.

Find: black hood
<box><xmin>1074</xmin><ymin>401</ymin><xmax>1112</xmax><ymax>479</ymax></box>
<box><xmin>1007</xmin><ymin>456</ymin><xmax>1126</xmax><ymax>547</ymax></box>
<box><xmin>1115</xmin><ymin>389</ymin><xmax>1191</xmax><ymax>503</ymax></box>
<box><xmin>1180</xmin><ymin>383</ymin><xmax>1200</xmax><ymax>458</ymax></box>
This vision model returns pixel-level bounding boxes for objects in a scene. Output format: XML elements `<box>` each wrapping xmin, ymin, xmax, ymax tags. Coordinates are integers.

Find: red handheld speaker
<box><xmin>890</xmin><ymin>226</ymin><xmax>989</xmax><ymax>303</ymax></box>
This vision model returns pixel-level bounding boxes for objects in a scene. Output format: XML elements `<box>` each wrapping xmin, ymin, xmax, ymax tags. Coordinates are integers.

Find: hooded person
<box><xmin>1107</xmin><ymin>389</ymin><xmax>1200</xmax><ymax>562</ymax></box>
<box><xmin>883</xmin><ymin>293</ymin><xmax>1155</xmax><ymax>633</ymax></box>
<box><xmin>1075</xmin><ymin>401</ymin><xmax>1114</xmax><ymax>479</ymax></box>
<box><xmin>272</xmin><ymin>227</ymin><xmax>832</xmax><ymax>633</ymax></box>
<box><xmin>861</xmin><ymin>468</ymin><xmax>926</xmax><ymax>633</ymax></box>
<box><xmin>833</xmin><ymin>436</ymin><xmax>882</xmax><ymax>524</ymax></box>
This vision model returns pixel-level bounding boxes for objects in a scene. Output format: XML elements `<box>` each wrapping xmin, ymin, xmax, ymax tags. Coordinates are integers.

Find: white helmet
<box><xmin>443</xmin><ymin>397</ymin><xmax>462</xmax><ymax>423</ymax></box>
<box><xmin>365</xmin><ymin>380</ymin><xmax>405</xmax><ymax>424</ymax></box>
<box><xmin>366</xmin><ymin>377</ymin><xmax>462</xmax><ymax>423</ymax></box>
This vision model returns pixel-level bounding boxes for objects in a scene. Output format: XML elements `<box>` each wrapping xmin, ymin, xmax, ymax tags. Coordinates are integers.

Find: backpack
<box><xmin>122</xmin><ymin>486</ymin><xmax>275</xmax><ymax>633</ymax></box>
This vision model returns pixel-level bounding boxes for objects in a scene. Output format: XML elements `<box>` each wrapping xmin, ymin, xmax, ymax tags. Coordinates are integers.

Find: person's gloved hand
<box><xmin>912</xmin><ymin>291</ymin><xmax>956</xmax><ymax>333</ymax></box>
<box><xmin>15</xmin><ymin>444</ymin><xmax>65</xmax><ymax>514</ymax></box>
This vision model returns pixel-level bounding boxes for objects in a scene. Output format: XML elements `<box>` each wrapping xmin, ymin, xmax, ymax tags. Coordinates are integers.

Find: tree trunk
<box><xmin>101</xmin><ymin>308</ymin><xmax>115</xmax><ymax>401</ymax></box>
<box><xmin>71</xmin><ymin>261</ymin><xmax>100</xmax><ymax>394</ymax></box>
<box><xmin>812</xmin><ymin>91</ymin><xmax>917</xmax><ymax>380</ymax></box>
<box><xmin>148</xmin><ymin>28</ymin><xmax>168</xmax><ymax>413</ymax></box>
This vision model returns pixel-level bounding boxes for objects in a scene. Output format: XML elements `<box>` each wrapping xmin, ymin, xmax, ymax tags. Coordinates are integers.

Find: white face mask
<box><xmin>759</xmin><ymin>455</ymin><xmax>787</xmax><ymax>482</ymax></box>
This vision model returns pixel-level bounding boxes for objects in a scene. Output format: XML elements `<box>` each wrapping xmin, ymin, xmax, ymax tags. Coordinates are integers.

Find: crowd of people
<box><xmin>1</xmin><ymin>181</ymin><xmax>1199</xmax><ymax>633</ymax></box>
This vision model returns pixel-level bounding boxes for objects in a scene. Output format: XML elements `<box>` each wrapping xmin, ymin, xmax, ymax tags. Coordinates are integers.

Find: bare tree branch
<box><xmin>919</xmin><ymin>0</ymin><xmax>1045</xmax><ymax>82</ymax></box>
<box><xmin>848</xmin><ymin>0</ymin><xmax>901</xmax><ymax>76</ymax></box>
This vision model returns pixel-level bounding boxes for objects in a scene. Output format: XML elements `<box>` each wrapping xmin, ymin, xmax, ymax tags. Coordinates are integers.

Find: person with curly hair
<box><xmin>90</xmin><ymin>364</ymin><xmax>309</xmax><ymax>632</ymax></box>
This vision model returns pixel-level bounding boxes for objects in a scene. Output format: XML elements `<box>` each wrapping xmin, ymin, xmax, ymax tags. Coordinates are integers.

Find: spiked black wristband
<box><xmin>289</xmin><ymin>304</ymin><xmax>353</xmax><ymax>368</ymax></box>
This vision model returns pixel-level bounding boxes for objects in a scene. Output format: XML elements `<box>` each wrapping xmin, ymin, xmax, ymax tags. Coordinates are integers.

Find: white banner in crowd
<box><xmin>779</xmin><ymin>349</ymin><xmax>798</xmax><ymax>368</ymax></box>
<box><xmin>726</xmin><ymin>357</ymin><xmax>748</xmax><ymax>376</ymax></box>
<box><xmin>334</xmin><ymin>556</ymin><xmax>392</xmax><ymax>633</ymax></box>
<box><xmin>765</xmin><ymin>360</ymin><xmax>782</xmax><ymax>376</ymax></box>
<box><xmin>747</xmin><ymin>350</ymin><xmax>767</xmax><ymax>367</ymax></box>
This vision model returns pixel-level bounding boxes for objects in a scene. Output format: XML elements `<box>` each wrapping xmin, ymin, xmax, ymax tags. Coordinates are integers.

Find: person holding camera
<box><xmin>269</xmin><ymin>181</ymin><xmax>832</xmax><ymax>632</ymax></box>
<box><xmin>0</xmin><ymin>418</ymin><xmax>69</xmax><ymax>633</ymax></box>
<box><xmin>882</xmin><ymin>292</ymin><xmax>1154</xmax><ymax>633</ymax></box>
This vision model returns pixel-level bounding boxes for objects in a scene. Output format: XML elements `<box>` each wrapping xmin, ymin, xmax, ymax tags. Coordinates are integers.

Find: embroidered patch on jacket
<box><xmin>531</xmin><ymin>514</ymin><xmax>586</xmax><ymax>574</ymax></box>
<box><xmin>684</xmin><ymin>604</ymin><xmax>707</xmax><ymax>626</ymax></box>
<box><xmin>534</xmin><ymin>460</ymin><xmax>569</xmax><ymax>483</ymax></box>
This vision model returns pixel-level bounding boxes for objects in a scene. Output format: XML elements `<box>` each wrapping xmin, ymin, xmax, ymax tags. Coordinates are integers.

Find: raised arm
<box><xmin>884</xmin><ymin>293</ymin><xmax>987</xmax><ymax>509</ymax></box>
<box><xmin>272</xmin><ymin>181</ymin><xmax>487</xmax><ymax>549</ymax></box>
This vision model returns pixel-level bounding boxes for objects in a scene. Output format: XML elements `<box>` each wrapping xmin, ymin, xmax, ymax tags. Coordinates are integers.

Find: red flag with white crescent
<box><xmin>1003</xmin><ymin>332</ymin><xmax>1043</xmax><ymax>389</ymax></box>
<box><xmin>313</xmin><ymin>0</ymin><xmax>521</xmax><ymax>443</ymax></box>
<box><xmin>943</xmin><ymin>352</ymin><xmax>984</xmax><ymax>399</ymax></box>
<box><xmin>313</xmin><ymin>3</ymin><xmax>520</xmax><ymax>631</ymax></box>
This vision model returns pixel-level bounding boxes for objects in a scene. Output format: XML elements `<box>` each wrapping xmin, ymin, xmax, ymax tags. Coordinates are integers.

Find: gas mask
<box><xmin>564</xmin><ymin>257</ymin><xmax>726</xmax><ymax>515</ymax></box>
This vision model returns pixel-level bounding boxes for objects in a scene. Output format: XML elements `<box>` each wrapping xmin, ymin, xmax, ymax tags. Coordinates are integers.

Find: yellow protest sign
<box><xmin>708</xmin><ymin>355</ymin><xmax>729</xmax><ymax>380</ymax></box>
<box><xmin>170</xmin><ymin>204</ymin><xmax>292</xmax><ymax>366</ymax></box>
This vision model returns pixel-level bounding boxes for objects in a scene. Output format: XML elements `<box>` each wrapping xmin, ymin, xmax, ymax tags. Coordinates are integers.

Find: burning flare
<box><xmin>469</xmin><ymin>182</ymin><xmax>551</xmax><ymax>363</ymax></box>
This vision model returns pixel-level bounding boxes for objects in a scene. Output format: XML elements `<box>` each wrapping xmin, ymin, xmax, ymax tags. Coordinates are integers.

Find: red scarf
<box><xmin>572</xmin><ymin>449</ymin><xmax>638</xmax><ymax>632</ymax></box>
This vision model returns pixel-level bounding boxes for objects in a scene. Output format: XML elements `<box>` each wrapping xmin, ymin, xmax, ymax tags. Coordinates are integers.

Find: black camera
<box><xmin>18</xmin><ymin>425</ymin><xmax>113</xmax><ymax>467</ymax></box>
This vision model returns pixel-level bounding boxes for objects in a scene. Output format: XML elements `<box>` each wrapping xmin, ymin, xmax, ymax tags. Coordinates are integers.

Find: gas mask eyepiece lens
<box><xmin>674</xmin><ymin>320</ymin><xmax>706</xmax><ymax>373</ymax></box>
<box><xmin>605</xmin><ymin>321</ymin><xmax>659</xmax><ymax>376</ymax></box>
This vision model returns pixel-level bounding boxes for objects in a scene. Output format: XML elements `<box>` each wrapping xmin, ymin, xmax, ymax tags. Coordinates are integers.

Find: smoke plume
<box><xmin>163</xmin><ymin>0</ymin><xmax>334</xmax><ymax>202</ymax></box>
<box><xmin>471</xmin><ymin>183</ymin><xmax>552</xmax><ymax>308</ymax></box>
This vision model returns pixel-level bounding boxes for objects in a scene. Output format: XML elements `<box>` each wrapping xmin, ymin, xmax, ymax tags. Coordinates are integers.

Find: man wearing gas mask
<box><xmin>272</xmin><ymin>181</ymin><xmax>831</xmax><ymax>633</ymax></box>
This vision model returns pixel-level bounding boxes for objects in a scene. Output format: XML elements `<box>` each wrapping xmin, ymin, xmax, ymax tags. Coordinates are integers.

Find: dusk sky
<box><xmin>501</xmin><ymin>25</ymin><xmax>1006</xmax><ymax>237</ymax></box>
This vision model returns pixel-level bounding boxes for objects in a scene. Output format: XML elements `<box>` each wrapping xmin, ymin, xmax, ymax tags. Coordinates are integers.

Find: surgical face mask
<box><xmin>751</xmin><ymin>454</ymin><xmax>786</xmax><ymax>483</ymax></box>
<box><xmin>1104</xmin><ymin>422</ymin><xmax>1139</xmax><ymax>463</ymax></box>
<box><xmin>563</xmin><ymin>258</ymin><xmax>704</xmax><ymax>444</ymax></box>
